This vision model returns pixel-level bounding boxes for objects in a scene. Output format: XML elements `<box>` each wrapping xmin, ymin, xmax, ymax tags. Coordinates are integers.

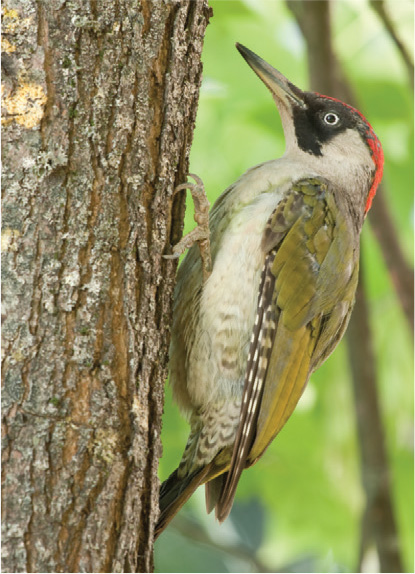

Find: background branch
<box><xmin>369</xmin><ymin>0</ymin><xmax>414</xmax><ymax>89</ymax></box>
<box><xmin>172</xmin><ymin>515</ymin><xmax>273</xmax><ymax>573</ymax></box>
<box><xmin>287</xmin><ymin>1</ymin><xmax>406</xmax><ymax>571</ymax></box>
<box><xmin>155</xmin><ymin>2</ymin><xmax>413</xmax><ymax>571</ymax></box>
<box><xmin>368</xmin><ymin>187</ymin><xmax>414</xmax><ymax>334</ymax></box>
<box><xmin>287</xmin><ymin>0</ymin><xmax>413</xmax><ymax>334</ymax></box>
<box><xmin>347</xmin><ymin>268</ymin><xmax>403</xmax><ymax>573</ymax></box>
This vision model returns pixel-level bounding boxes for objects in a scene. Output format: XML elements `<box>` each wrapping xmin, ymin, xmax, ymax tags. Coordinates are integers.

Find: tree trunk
<box><xmin>1</xmin><ymin>1</ymin><xmax>210</xmax><ymax>572</ymax></box>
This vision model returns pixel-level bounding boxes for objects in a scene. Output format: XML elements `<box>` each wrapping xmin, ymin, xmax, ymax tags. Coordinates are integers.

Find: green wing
<box><xmin>216</xmin><ymin>177</ymin><xmax>359</xmax><ymax>521</ymax></box>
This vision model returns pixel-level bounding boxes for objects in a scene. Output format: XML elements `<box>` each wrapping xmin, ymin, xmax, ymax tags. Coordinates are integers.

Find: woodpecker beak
<box><xmin>236</xmin><ymin>43</ymin><xmax>306</xmax><ymax>110</ymax></box>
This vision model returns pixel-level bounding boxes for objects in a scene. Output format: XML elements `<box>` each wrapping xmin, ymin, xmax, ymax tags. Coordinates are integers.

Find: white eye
<box><xmin>324</xmin><ymin>112</ymin><xmax>340</xmax><ymax>126</ymax></box>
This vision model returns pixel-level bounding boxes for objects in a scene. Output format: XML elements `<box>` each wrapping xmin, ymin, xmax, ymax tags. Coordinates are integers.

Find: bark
<box><xmin>287</xmin><ymin>1</ymin><xmax>404</xmax><ymax>572</ymax></box>
<box><xmin>1</xmin><ymin>1</ymin><xmax>210</xmax><ymax>572</ymax></box>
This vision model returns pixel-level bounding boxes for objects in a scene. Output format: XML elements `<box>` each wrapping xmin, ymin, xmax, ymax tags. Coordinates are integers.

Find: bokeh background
<box><xmin>155</xmin><ymin>1</ymin><xmax>414</xmax><ymax>572</ymax></box>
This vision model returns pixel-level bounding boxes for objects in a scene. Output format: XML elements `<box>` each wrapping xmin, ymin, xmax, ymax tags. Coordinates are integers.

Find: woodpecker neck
<box><xmin>275</xmin><ymin>91</ymin><xmax>383</xmax><ymax>223</ymax></box>
<box><xmin>315</xmin><ymin>95</ymin><xmax>384</xmax><ymax>214</ymax></box>
<box><xmin>277</xmin><ymin>105</ymin><xmax>377</xmax><ymax>229</ymax></box>
<box><xmin>282</xmin><ymin>140</ymin><xmax>372</xmax><ymax>229</ymax></box>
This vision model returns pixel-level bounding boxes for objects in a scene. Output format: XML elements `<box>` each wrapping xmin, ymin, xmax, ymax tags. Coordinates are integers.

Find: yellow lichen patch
<box><xmin>1</xmin><ymin>37</ymin><xmax>15</xmax><ymax>53</ymax></box>
<box><xmin>12</xmin><ymin>350</ymin><xmax>25</xmax><ymax>362</ymax></box>
<box><xmin>2</xmin><ymin>6</ymin><xmax>31</xmax><ymax>35</ymax></box>
<box><xmin>2</xmin><ymin>7</ymin><xmax>18</xmax><ymax>16</ymax></box>
<box><xmin>2</xmin><ymin>82</ymin><xmax>47</xmax><ymax>129</ymax></box>
<box><xmin>2</xmin><ymin>7</ymin><xmax>19</xmax><ymax>34</ymax></box>
<box><xmin>1</xmin><ymin>228</ymin><xmax>21</xmax><ymax>252</ymax></box>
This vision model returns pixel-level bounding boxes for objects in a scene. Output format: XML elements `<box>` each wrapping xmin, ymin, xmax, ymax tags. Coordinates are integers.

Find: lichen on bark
<box><xmin>1</xmin><ymin>1</ymin><xmax>211</xmax><ymax>572</ymax></box>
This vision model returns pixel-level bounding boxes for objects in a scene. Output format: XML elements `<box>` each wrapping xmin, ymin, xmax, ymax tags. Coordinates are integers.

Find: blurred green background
<box><xmin>155</xmin><ymin>1</ymin><xmax>414</xmax><ymax>572</ymax></box>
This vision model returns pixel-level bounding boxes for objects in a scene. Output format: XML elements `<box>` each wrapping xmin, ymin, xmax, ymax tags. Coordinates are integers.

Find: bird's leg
<box><xmin>165</xmin><ymin>174</ymin><xmax>212</xmax><ymax>282</ymax></box>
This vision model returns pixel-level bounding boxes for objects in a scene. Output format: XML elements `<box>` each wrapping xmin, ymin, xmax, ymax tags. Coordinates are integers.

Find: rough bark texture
<box><xmin>1</xmin><ymin>1</ymin><xmax>210</xmax><ymax>572</ymax></box>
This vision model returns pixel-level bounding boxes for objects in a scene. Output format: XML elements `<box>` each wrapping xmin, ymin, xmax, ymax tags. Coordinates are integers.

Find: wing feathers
<box><xmin>216</xmin><ymin>251</ymin><xmax>278</xmax><ymax>521</ymax></box>
<box><xmin>249</xmin><ymin>322</ymin><xmax>313</xmax><ymax>463</ymax></box>
<box><xmin>212</xmin><ymin>178</ymin><xmax>356</xmax><ymax>524</ymax></box>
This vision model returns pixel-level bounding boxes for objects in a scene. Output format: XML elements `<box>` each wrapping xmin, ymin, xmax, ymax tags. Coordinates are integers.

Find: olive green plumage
<box><xmin>156</xmin><ymin>43</ymin><xmax>382</xmax><ymax>538</ymax></box>
<box><xmin>157</xmin><ymin>176</ymin><xmax>359</xmax><ymax>533</ymax></box>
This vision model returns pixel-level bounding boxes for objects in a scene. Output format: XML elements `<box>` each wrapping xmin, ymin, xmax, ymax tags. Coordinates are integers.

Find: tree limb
<box><xmin>346</xmin><ymin>270</ymin><xmax>403</xmax><ymax>573</ymax></box>
<box><xmin>368</xmin><ymin>186</ymin><xmax>414</xmax><ymax>334</ymax></box>
<box><xmin>287</xmin><ymin>0</ymin><xmax>413</xmax><ymax>333</ymax></box>
<box><xmin>369</xmin><ymin>0</ymin><xmax>414</xmax><ymax>89</ymax></box>
<box><xmin>286</xmin><ymin>1</ymin><xmax>405</xmax><ymax>571</ymax></box>
<box><xmin>287</xmin><ymin>0</ymin><xmax>414</xmax><ymax>338</ymax></box>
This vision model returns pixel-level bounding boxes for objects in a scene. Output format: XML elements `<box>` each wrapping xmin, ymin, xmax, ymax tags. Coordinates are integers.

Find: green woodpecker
<box><xmin>156</xmin><ymin>44</ymin><xmax>384</xmax><ymax>537</ymax></box>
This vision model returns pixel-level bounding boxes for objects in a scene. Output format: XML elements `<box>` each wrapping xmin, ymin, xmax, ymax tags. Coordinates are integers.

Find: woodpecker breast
<box><xmin>158</xmin><ymin>43</ymin><xmax>383</xmax><ymax>537</ymax></box>
<box><xmin>170</xmin><ymin>159</ymin><xmax>307</xmax><ymax>414</ymax></box>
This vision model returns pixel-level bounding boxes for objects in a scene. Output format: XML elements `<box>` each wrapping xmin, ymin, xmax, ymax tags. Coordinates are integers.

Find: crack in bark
<box><xmin>37</xmin><ymin>0</ymin><xmax>56</xmax><ymax>148</ymax></box>
<box><xmin>23</xmin><ymin>455</ymin><xmax>35</xmax><ymax>572</ymax></box>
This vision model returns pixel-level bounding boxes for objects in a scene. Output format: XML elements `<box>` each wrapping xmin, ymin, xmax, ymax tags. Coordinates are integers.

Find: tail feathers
<box><xmin>205</xmin><ymin>472</ymin><xmax>231</xmax><ymax>519</ymax></box>
<box><xmin>215</xmin><ymin>474</ymin><xmax>238</xmax><ymax>523</ymax></box>
<box><xmin>155</xmin><ymin>465</ymin><xmax>211</xmax><ymax>539</ymax></box>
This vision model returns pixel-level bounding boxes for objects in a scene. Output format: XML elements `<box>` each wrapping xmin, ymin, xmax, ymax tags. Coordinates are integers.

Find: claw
<box><xmin>165</xmin><ymin>174</ymin><xmax>212</xmax><ymax>281</ymax></box>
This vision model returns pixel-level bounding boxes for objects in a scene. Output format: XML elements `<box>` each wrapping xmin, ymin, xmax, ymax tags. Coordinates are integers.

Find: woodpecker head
<box><xmin>236</xmin><ymin>43</ymin><xmax>384</xmax><ymax>216</ymax></box>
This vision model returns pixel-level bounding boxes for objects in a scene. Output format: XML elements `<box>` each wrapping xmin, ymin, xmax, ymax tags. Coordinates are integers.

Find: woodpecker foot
<box><xmin>165</xmin><ymin>174</ymin><xmax>212</xmax><ymax>281</ymax></box>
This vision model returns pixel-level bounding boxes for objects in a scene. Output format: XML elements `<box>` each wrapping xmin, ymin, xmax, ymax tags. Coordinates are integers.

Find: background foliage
<box><xmin>155</xmin><ymin>1</ymin><xmax>413</xmax><ymax>572</ymax></box>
